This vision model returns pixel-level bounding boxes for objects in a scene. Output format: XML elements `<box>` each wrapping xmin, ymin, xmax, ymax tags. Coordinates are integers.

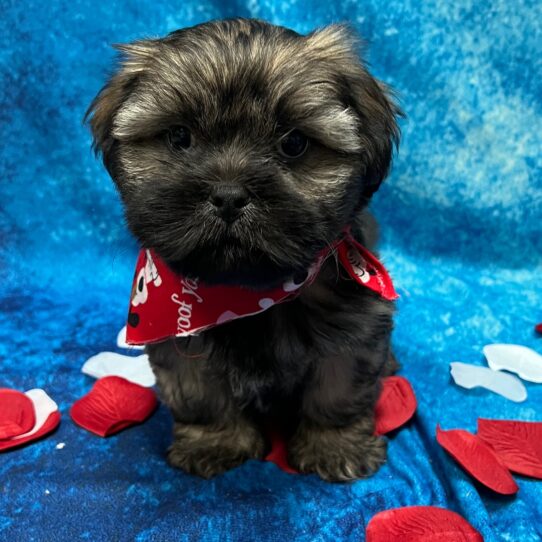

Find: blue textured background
<box><xmin>1</xmin><ymin>1</ymin><xmax>541</xmax><ymax>540</ymax></box>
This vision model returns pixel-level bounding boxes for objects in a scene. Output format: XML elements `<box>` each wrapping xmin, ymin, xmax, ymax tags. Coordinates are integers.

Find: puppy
<box><xmin>86</xmin><ymin>18</ymin><xmax>400</xmax><ymax>482</ymax></box>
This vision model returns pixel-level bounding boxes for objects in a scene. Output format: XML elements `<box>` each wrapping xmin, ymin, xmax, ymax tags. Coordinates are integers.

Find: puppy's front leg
<box><xmin>147</xmin><ymin>341</ymin><xmax>266</xmax><ymax>479</ymax></box>
<box><xmin>288</xmin><ymin>351</ymin><xmax>387</xmax><ymax>482</ymax></box>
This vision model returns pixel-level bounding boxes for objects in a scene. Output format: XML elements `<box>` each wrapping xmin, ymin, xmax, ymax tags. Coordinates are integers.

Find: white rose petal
<box><xmin>450</xmin><ymin>362</ymin><xmax>527</xmax><ymax>403</ymax></box>
<box><xmin>82</xmin><ymin>351</ymin><xmax>155</xmax><ymax>387</ymax></box>
<box><xmin>484</xmin><ymin>344</ymin><xmax>542</xmax><ymax>383</ymax></box>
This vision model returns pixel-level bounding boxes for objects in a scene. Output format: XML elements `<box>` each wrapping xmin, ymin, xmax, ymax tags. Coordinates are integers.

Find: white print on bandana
<box><xmin>346</xmin><ymin>247</ymin><xmax>370</xmax><ymax>283</ymax></box>
<box><xmin>132</xmin><ymin>250</ymin><xmax>163</xmax><ymax>307</ymax></box>
<box><xmin>282</xmin><ymin>257</ymin><xmax>322</xmax><ymax>292</ymax></box>
<box><xmin>172</xmin><ymin>277</ymin><xmax>204</xmax><ymax>333</ymax></box>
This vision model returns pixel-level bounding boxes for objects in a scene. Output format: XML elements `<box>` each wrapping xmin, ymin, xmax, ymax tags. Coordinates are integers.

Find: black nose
<box><xmin>209</xmin><ymin>184</ymin><xmax>250</xmax><ymax>222</ymax></box>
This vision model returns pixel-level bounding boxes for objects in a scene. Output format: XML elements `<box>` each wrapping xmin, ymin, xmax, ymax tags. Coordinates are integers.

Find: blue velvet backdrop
<box><xmin>1</xmin><ymin>1</ymin><xmax>541</xmax><ymax>540</ymax></box>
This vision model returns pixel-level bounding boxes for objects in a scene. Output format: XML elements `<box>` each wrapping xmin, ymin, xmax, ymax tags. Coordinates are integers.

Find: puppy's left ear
<box><xmin>308</xmin><ymin>25</ymin><xmax>402</xmax><ymax>199</ymax></box>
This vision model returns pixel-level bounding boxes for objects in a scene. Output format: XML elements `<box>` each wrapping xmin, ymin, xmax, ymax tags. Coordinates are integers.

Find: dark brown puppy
<box><xmin>86</xmin><ymin>18</ymin><xmax>400</xmax><ymax>482</ymax></box>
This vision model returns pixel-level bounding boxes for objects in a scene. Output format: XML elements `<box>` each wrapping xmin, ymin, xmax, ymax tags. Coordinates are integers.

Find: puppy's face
<box><xmin>87</xmin><ymin>19</ymin><xmax>399</xmax><ymax>287</ymax></box>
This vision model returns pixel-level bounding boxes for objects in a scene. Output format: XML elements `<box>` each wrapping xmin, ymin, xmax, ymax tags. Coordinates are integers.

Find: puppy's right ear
<box><xmin>84</xmin><ymin>40</ymin><xmax>158</xmax><ymax>176</ymax></box>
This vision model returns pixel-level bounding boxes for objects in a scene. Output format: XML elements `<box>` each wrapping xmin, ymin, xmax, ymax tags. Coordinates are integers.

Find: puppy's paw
<box><xmin>167</xmin><ymin>422</ymin><xmax>266</xmax><ymax>479</ymax></box>
<box><xmin>288</xmin><ymin>420</ymin><xmax>387</xmax><ymax>482</ymax></box>
<box><xmin>167</xmin><ymin>444</ymin><xmax>259</xmax><ymax>479</ymax></box>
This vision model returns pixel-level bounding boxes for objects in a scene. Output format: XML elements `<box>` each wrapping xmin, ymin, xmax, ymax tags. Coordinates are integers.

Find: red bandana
<box><xmin>125</xmin><ymin>231</ymin><xmax>398</xmax><ymax>345</ymax></box>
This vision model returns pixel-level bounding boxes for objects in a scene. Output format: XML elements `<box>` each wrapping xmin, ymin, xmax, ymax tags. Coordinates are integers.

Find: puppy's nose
<box><xmin>209</xmin><ymin>184</ymin><xmax>250</xmax><ymax>222</ymax></box>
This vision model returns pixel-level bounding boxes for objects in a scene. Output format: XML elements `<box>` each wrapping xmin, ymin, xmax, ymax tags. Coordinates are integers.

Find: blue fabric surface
<box><xmin>1</xmin><ymin>1</ymin><xmax>541</xmax><ymax>541</ymax></box>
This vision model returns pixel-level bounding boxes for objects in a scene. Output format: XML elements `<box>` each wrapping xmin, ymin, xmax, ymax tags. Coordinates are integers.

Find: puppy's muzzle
<box><xmin>210</xmin><ymin>183</ymin><xmax>250</xmax><ymax>223</ymax></box>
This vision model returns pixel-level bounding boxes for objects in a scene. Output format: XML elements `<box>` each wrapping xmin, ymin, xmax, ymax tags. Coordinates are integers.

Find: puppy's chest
<box><xmin>209</xmin><ymin>299</ymin><xmax>315</xmax><ymax>383</ymax></box>
<box><xmin>208</xmin><ymin>276</ymin><xmax>381</xmax><ymax>402</ymax></box>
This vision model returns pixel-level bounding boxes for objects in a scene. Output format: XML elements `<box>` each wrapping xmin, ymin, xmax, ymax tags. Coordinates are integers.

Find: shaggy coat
<box><xmin>87</xmin><ymin>18</ymin><xmax>401</xmax><ymax>481</ymax></box>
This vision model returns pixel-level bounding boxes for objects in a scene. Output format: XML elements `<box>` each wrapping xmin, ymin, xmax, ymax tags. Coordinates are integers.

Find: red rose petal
<box><xmin>436</xmin><ymin>425</ymin><xmax>518</xmax><ymax>495</ymax></box>
<box><xmin>0</xmin><ymin>389</ymin><xmax>60</xmax><ymax>451</ymax></box>
<box><xmin>375</xmin><ymin>376</ymin><xmax>417</xmax><ymax>435</ymax></box>
<box><xmin>70</xmin><ymin>376</ymin><xmax>157</xmax><ymax>437</ymax></box>
<box><xmin>477</xmin><ymin>419</ymin><xmax>542</xmax><ymax>479</ymax></box>
<box><xmin>264</xmin><ymin>424</ymin><xmax>298</xmax><ymax>474</ymax></box>
<box><xmin>0</xmin><ymin>389</ymin><xmax>36</xmax><ymax>439</ymax></box>
<box><xmin>366</xmin><ymin>506</ymin><xmax>483</xmax><ymax>542</ymax></box>
<box><xmin>0</xmin><ymin>411</ymin><xmax>61</xmax><ymax>452</ymax></box>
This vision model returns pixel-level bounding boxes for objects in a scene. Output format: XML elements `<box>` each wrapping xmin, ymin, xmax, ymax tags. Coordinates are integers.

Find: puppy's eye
<box><xmin>278</xmin><ymin>129</ymin><xmax>308</xmax><ymax>158</ymax></box>
<box><xmin>167</xmin><ymin>125</ymin><xmax>191</xmax><ymax>150</ymax></box>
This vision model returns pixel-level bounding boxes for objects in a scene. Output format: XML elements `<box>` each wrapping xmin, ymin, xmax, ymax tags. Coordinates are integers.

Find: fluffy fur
<box><xmin>86</xmin><ymin>18</ymin><xmax>401</xmax><ymax>482</ymax></box>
